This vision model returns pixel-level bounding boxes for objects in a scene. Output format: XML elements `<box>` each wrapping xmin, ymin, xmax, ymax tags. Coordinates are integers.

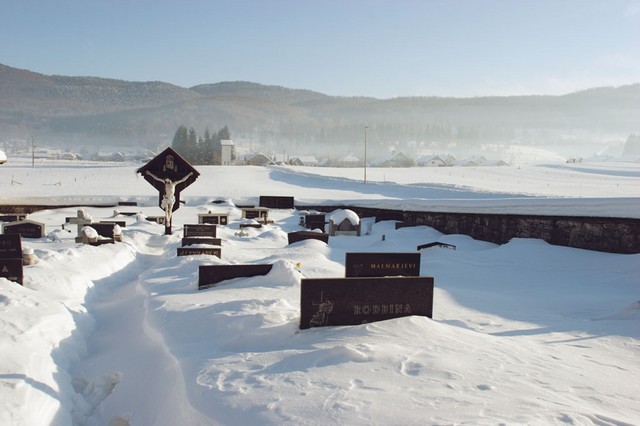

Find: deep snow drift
<box><xmin>1</xmin><ymin>158</ymin><xmax>639</xmax><ymax>425</ymax></box>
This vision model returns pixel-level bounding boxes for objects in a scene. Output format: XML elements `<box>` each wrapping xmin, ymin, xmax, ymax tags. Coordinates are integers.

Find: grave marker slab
<box><xmin>182</xmin><ymin>237</ymin><xmax>222</xmax><ymax>247</ymax></box>
<box><xmin>239</xmin><ymin>223</ymin><xmax>262</xmax><ymax>229</ymax></box>
<box><xmin>89</xmin><ymin>223</ymin><xmax>118</xmax><ymax>239</ymax></box>
<box><xmin>177</xmin><ymin>246</ymin><xmax>221</xmax><ymax>258</ymax></box>
<box><xmin>417</xmin><ymin>242</ymin><xmax>456</xmax><ymax>250</ymax></box>
<box><xmin>0</xmin><ymin>234</ymin><xmax>22</xmax><ymax>258</ymax></box>
<box><xmin>241</xmin><ymin>207</ymin><xmax>269</xmax><ymax>221</ymax></box>
<box><xmin>0</xmin><ymin>214</ymin><xmax>28</xmax><ymax>223</ymax></box>
<box><xmin>2</xmin><ymin>220</ymin><xmax>45</xmax><ymax>239</ymax></box>
<box><xmin>304</xmin><ymin>214</ymin><xmax>326</xmax><ymax>231</ymax></box>
<box><xmin>198</xmin><ymin>213</ymin><xmax>229</xmax><ymax>225</ymax></box>
<box><xmin>345</xmin><ymin>252</ymin><xmax>421</xmax><ymax>277</ymax></box>
<box><xmin>288</xmin><ymin>231</ymin><xmax>329</xmax><ymax>245</ymax></box>
<box><xmin>0</xmin><ymin>258</ymin><xmax>24</xmax><ymax>285</ymax></box>
<box><xmin>300</xmin><ymin>276</ymin><xmax>434</xmax><ymax>329</ymax></box>
<box><xmin>198</xmin><ymin>264</ymin><xmax>273</xmax><ymax>290</ymax></box>
<box><xmin>259</xmin><ymin>196</ymin><xmax>294</xmax><ymax>209</ymax></box>
<box><xmin>183</xmin><ymin>224</ymin><xmax>217</xmax><ymax>238</ymax></box>
<box><xmin>146</xmin><ymin>216</ymin><xmax>166</xmax><ymax>225</ymax></box>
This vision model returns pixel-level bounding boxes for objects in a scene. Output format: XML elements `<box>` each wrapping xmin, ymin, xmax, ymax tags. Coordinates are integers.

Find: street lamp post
<box><xmin>364</xmin><ymin>126</ymin><xmax>368</xmax><ymax>184</ymax></box>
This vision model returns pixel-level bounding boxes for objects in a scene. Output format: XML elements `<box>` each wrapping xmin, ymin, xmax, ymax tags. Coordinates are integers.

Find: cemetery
<box><xmin>0</xmin><ymin>157</ymin><xmax>638</xmax><ymax>425</ymax></box>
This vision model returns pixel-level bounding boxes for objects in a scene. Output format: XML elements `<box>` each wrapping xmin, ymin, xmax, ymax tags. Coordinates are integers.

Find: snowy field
<box><xmin>1</xmin><ymin>157</ymin><xmax>639</xmax><ymax>425</ymax></box>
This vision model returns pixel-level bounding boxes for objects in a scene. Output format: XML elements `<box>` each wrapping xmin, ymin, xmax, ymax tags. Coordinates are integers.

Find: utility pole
<box><xmin>364</xmin><ymin>126</ymin><xmax>368</xmax><ymax>184</ymax></box>
<box><xmin>31</xmin><ymin>137</ymin><xmax>35</xmax><ymax>168</ymax></box>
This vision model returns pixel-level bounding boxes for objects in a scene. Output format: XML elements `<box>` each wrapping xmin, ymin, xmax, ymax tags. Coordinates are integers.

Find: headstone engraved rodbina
<box><xmin>137</xmin><ymin>147</ymin><xmax>200</xmax><ymax>235</ymax></box>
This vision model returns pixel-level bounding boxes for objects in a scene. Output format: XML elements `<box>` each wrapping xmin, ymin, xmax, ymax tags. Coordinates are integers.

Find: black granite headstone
<box><xmin>0</xmin><ymin>234</ymin><xmax>22</xmax><ymax>258</ymax></box>
<box><xmin>417</xmin><ymin>242</ymin><xmax>456</xmax><ymax>250</ymax></box>
<box><xmin>182</xmin><ymin>237</ymin><xmax>222</xmax><ymax>247</ymax></box>
<box><xmin>177</xmin><ymin>246</ymin><xmax>222</xmax><ymax>258</ymax></box>
<box><xmin>259</xmin><ymin>196</ymin><xmax>295</xmax><ymax>209</ymax></box>
<box><xmin>345</xmin><ymin>252</ymin><xmax>421</xmax><ymax>277</ymax></box>
<box><xmin>288</xmin><ymin>231</ymin><xmax>329</xmax><ymax>245</ymax></box>
<box><xmin>0</xmin><ymin>214</ymin><xmax>28</xmax><ymax>223</ymax></box>
<box><xmin>304</xmin><ymin>214</ymin><xmax>327</xmax><ymax>231</ymax></box>
<box><xmin>3</xmin><ymin>220</ymin><xmax>45</xmax><ymax>239</ymax></box>
<box><xmin>198</xmin><ymin>214</ymin><xmax>229</xmax><ymax>225</ymax></box>
<box><xmin>184</xmin><ymin>224</ymin><xmax>217</xmax><ymax>238</ymax></box>
<box><xmin>300</xmin><ymin>276</ymin><xmax>434</xmax><ymax>329</ymax></box>
<box><xmin>198</xmin><ymin>264</ymin><xmax>273</xmax><ymax>290</ymax></box>
<box><xmin>89</xmin><ymin>223</ymin><xmax>118</xmax><ymax>239</ymax></box>
<box><xmin>0</xmin><ymin>258</ymin><xmax>24</xmax><ymax>285</ymax></box>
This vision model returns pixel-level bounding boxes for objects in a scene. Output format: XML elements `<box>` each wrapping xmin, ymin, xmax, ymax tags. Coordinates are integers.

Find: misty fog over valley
<box><xmin>1</xmin><ymin>64</ymin><xmax>638</xmax><ymax>166</ymax></box>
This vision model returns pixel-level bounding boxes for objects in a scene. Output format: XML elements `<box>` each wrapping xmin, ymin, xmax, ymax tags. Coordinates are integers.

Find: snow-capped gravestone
<box><xmin>182</xmin><ymin>224</ymin><xmax>220</xmax><ymax>247</ymax></box>
<box><xmin>2</xmin><ymin>219</ymin><xmax>45</xmax><ymax>239</ymax></box>
<box><xmin>0</xmin><ymin>234</ymin><xmax>23</xmax><ymax>285</ymax></box>
<box><xmin>328</xmin><ymin>209</ymin><xmax>360</xmax><ymax>236</ymax></box>
<box><xmin>299</xmin><ymin>276</ymin><xmax>434</xmax><ymax>329</ymax></box>
<box><xmin>345</xmin><ymin>252</ymin><xmax>421</xmax><ymax>277</ymax></box>
<box><xmin>241</xmin><ymin>207</ymin><xmax>270</xmax><ymax>222</ymax></box>
<box><xmin>198</xmin><ymin>264</ymin><xmax>273</xmax><ymax>290</ymax></box>
<box><xmin>287</xmin><ymin>230</ymin><xmax>329</xmax><ymax>245</ymax></box>
<box><xmin>197</xmin><ymin>212</ymin><xmax>229</xmax><ymax>225</ymax></box>
<box><xmin>259</xmin><ymin>196</ymin><xmax>294</xmax><ymax>209</ymax></box>
<box><xmin>137</xmin><ymin>147</ymin><xmax>200</xmax><ymax>235</ymax></box>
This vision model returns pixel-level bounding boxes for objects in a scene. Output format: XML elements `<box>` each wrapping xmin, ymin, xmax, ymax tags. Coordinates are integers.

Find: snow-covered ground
<box><xmin>1</xmin><ymin>158</ymin><xmax>639</xmax><ymax>425</ymax></box>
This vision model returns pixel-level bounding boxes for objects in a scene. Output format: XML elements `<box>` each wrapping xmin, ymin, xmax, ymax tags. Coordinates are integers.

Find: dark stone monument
<box><xmin>345</xmin><ymin>252</ymin><xmax>421</xmax><ymax>277</ymax></box>
<box><xmin>118</xmin><ymin>201</ymin><xmax>138</xmax><ymax>206</ymax></box>
<box><xmin>417</xmin><ymin>242</ymin><xmax>456</xmax><ymax>250</ymax></box>
<box><xmin>146</xmin><ymin>216</ymin><xmax>166</xmax><ymax>225</ymax></box>
<box><xmin>0</xmin><ymin>214</ymin><xmax>28</xmax><ymax>223</ymax></box>
<box><xmin>288</xmin><ymin>231</ymin><xmax>329</xmax><ymax>245</ymax></box>
<box><xmin>198</xmin><ymin>213</ymin><xmax>229</xmax><ymax>225</ymax></box>
<box><xmin>198</xmin><ymin>264</ymin><xmax>273</xmax><ymax>290</ymax></box>
<box><xmin>259</xmin><ymin>196</ymin><xmax>295</xmax><ymax>209</ymax></box>
<box><xmin>0</xmin><ymin>258</ymin><xmax>24</xmax><ymax>285</ymax></box>
<box><xmin>304</xmin><ymin>214</ymin><xmax>326</xmax><ymax>232</ymax></box>
<box><xmin>177</xmin><ymin>246</ymin><xmax>221</xmax><ymax>258</ymax></box>
<box><xmin>0</xmin><ymin>234</ymin><xmax>22</xmax><ymax>258</ymax></box>
<box><xmin>239</xmin><ymin>223</ymin><xmax>262</xmax><ymax>229</ymax></box>
<box><xmin>241</xmin><ymin>207</ymin><xmax>269</xmax><ymax>221</ymax></box>
<box><xmin>137</xmin><ymin>147</ymin><xmax>200</xmax><ymax>234</ymax></box>
<box><xmin>2</xmin><ymin>220</ymin><xmax>45</xmax><ymax>239</ymax></box>
<box><xmin>0</xmin><ymin>234</ymin><xmax>23</xmax><ymax>285</ymax></box>
<box><xmin>182</xmin><ymin>237</ymin><xmax>222</xmax><ymax>247</ymax></box>
<box><xmin>89</xmin><ymin>223</ymin><xmax>119</xmax><ymax>239</ymax></box>
<box><xmin>183</xmin><ymin>224</ymin><xmax>217</xmax><ymax>238</ymax></box>
<box><xmin>299</xmin><ymin>276</ymin><xmax>434</xmax><ymax>329</ymax></box>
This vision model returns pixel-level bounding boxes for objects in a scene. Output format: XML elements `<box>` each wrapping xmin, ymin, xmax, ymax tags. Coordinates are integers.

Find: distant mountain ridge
<box><xmin>1</xmin><ymin>63</ymin><xmax>638</xmax><ymax>156</ymax></box>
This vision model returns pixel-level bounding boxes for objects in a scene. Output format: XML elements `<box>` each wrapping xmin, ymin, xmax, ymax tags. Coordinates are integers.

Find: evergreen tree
<box><xmin>171</xmin><ymin>125</ymin><xmax>189</xmax><ymax>158</ymax></box>
<box><xmin>186</xmin><ymin>127</ymin><xmax>198</xmax><ymax>163</ymax></box>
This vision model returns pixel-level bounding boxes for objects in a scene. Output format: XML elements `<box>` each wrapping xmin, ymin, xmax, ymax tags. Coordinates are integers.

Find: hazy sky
<box><xmin>2</xmin><ymin>0</ymin><xmax>639</xmax><ymax>98</ymax></box>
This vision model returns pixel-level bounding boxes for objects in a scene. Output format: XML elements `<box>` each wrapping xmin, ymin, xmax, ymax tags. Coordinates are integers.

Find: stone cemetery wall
<box><xmin>300</xmin><ymin>205</ymin><xmax>640</xmax><ymax>254</ymax></box>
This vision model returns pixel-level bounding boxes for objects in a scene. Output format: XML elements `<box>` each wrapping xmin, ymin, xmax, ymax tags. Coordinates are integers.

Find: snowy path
<box><xmin>62</xmin><ymin>243</ymin><xmax>214</xmax><ymax>426</ymax></box>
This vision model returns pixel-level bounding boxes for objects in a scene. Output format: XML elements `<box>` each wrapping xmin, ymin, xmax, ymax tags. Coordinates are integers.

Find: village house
<box><xmin>289</xmin><ymin>156</ymin><xmax>320</xmax><ymax>166</ymax></box>
<box><xmin>370</xmin><ymin>151</ymin><xmax>414</xmax><ymax>167</ymax></box>
<box><xmin>416</xmin><ymin>154</ymin><xmax>448</xmax><ymax>167</ymax></box>
<box><xmin>243</xmin><ymin>152</ymin><xmax>272</xmax><ymax>166</ymax></box>
<box><xmin>336</xmin><ymin>154</ymin><xmax>361</xmax><ymax>168</ymax></box>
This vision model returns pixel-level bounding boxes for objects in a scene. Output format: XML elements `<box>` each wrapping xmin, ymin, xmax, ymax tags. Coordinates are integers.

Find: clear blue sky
<box><xmin>2</xmin><ymin>0</ymin><xmax>639</xmax><ymax>98</ymax></box>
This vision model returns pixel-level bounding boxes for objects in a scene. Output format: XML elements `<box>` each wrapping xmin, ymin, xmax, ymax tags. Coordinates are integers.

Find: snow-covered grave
<box><xmin>0</xmin><ymin>157</ymin><xmax>639</xmax><ymax>425</ymax></box>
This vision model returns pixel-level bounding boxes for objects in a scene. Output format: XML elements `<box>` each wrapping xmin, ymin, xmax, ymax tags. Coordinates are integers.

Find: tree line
<box><xmin>171</xmin><ymin>125</ymin><xmax>236</xmax><ymax>165</ymax></box>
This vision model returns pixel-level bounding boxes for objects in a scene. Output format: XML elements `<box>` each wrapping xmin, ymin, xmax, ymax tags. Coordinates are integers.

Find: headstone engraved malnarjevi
<box><xmin>137</xmin><ymin>147</ymin><xmax>200</xmax><ymax>235</ymax></box>
<box><xmin>345</xmin><ymin>252</ymin><xmax>421</xmax><ymax>278</ymax></box>
<box><xmin>299</xmin><ymin>276</ymin><xmax>434</xmax><ymax>329</ymax></box>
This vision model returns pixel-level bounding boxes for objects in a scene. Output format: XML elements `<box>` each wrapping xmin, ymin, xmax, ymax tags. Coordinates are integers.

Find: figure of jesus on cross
<box><xmin>146</xmin><ymin>171</ymin><xmax>193</xmax><ymax>233</ymax></box>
